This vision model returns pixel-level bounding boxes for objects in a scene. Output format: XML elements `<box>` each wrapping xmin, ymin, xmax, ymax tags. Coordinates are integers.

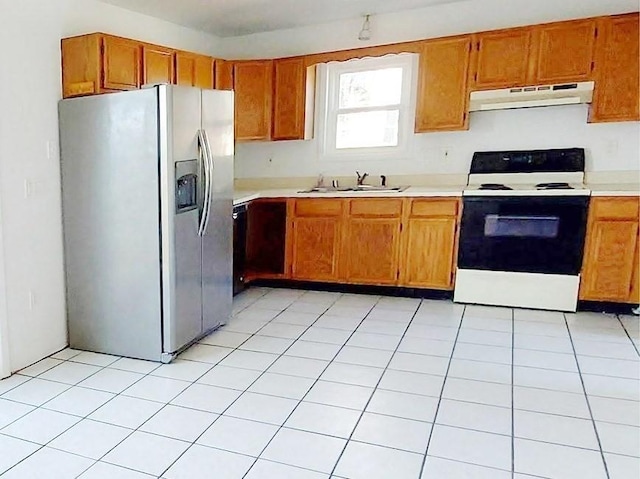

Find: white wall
<box><xmin>218</xmin><ymin>0</ymin><xmax>639</xmax><ymax>59</ymax></box>
<box><xmin>0</xmin><ymin>0</ymin><xmax>220</xmax><ymax>372</ymax></box>
<box><xmin>235</xmin><ymin>105</ymin><xmax>640</xmax><ymax>180</ymax></box>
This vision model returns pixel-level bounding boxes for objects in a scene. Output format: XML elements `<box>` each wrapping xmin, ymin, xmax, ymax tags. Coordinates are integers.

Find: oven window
<box><xmin>484</xmin><ymin>215</ymin><xmax>560</xmax><ymax>238</ymax></box>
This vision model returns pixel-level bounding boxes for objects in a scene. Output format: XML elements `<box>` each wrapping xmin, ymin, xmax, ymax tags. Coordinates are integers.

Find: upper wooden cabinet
<box><xmin>533</xmin><ymin>19</ymin><xmax>597</xmax><ymax>84</ymax></box>
<box><xmin>343</xmin><ymin>199</ymin><xmax>403</xmax><ymax>285</ymax></box>
<box><xmin>272</xmin><ymin>57</ymin><xmax>314</xmax><ymax>141</ymax></box>
<box><xmin>580</xmin><ymin>197</ymin><xmax>640</xmax><ymax>303</ymax></box>
<box><xmin>399</xmin><ymin>199</ymin><xmax>460</xmax><ymax>290</ymax></box>
<box><xmin>234</xmin><ymin>60</ymin><xmax>274</xmax><ymax>141</ymax></box>
<box><xmin>473</xmin><ymin>28</ymin><xmax>532</xmax><ymax>89</ymax></box>
<box><xmin>214</xmin><ymin>59</ymin><xmax>234</xmax><ymax>90</ymax></box>
<box><xmin>415</xmin><ymin>36</ymin><xmax>471</xmax><ymax>132</ymax></box>
<box><xmin>62</xmin><ymin>34</ymin><xmax>141</xmax><ymax>97</ymax></box>
<box><xmin>102</xmin><ymin>36</ymin><xmax>141</xmax><ymax>91</ymax></box>
<box><xmin>142</xmin><ymin>45</ymin><xmax>174</xmax><ymax>86</ymax></box>
<box><xmin>176</xmin><ymin>52</ymin><xmax>214</xmax><ymax>89</ymax></box>
<box><xmin>590</xmin><ymin>13</ymin><xmax>640</xmax><ymax>123</ymax></box>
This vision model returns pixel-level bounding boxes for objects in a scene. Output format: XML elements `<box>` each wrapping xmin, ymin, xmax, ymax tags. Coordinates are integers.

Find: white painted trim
<box><xmin>454</xmin><ymin>269</ymin><xmax>580</xmax><ymax>312</ymax></box>
<box><xmin>319</xmin><ymin>53</ymin><xmax>418</xmax><ymax>162</ymax></box>
<box><xmin>0</xmin><ymin>181</ymin><xmax>10</xmax><ymax>378</ymax></box>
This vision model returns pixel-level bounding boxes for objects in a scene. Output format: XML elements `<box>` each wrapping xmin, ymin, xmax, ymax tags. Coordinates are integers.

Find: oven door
<box><xmin>458</xmin><ymin>196</ymin><xmax>589</xmax><ymax>275</ymax></box>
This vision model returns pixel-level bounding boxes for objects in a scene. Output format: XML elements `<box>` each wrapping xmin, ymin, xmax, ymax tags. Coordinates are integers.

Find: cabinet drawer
<box><xmin>410</xmin><ymin>199</ymin><xmax>459</xmax><ymax>217</ymax></box>
<box><xmin>591</xmin><ymin>197</ymin><xmax>639</xmax><ymax>220</ymax></box>
<box><xmin>294</xmin><ymin>199</ymin><xmax>343</xmax><ymax>217</ymax></box>
<box><xmin>349</xmin><ymin>199</ymin><xmax>403</xmax><ymax>217</ymax></box>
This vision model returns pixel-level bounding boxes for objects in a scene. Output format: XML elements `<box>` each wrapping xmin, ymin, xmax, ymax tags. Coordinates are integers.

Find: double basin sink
<box><xmin>299</xmin><ymin>185</ymin><xmax>410</xmax><ymax>193</ymax></box>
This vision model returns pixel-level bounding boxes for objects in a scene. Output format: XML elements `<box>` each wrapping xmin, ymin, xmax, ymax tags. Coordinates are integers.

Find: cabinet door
<box><xmin>580</xmin><ymin>219</ymin><xmax>639</xmax><ymax>301</ymax></box>
<box><xmin>344</xmin><ymin>219</ymin><xmax>401</xmax><ymax>285</ymax></box>
<box><xmin>403</xmin><ymin>217</ymin><xmax>458</xmax><ymax>289</ymax></box>
<box><xmin>101</xmin><ymin>36</ymin><xmax>140</xmax><ymax>91</ymax></box>
<box><xmin>175</xmin><ymin>53</ymin><xmax>196</xmax><ymax>86</ymax></box>
<box><xmin>534</xmin><ymin>19</ymin><xmax>597</xmax><ymax>84</ymax></box>
<box><xmin>176</xmin><ymin>53</ymin><xmax>214</xmax><ymax>89</ymax></box>
<box><xmin>194</xmin><ymin>56</ymin><xmax>214</xmax><ymax>89</ymax></box>
<box><xmin>234</xmin><ymin>61</ymin><xmax>273</xmax><ymax>141</ymax></box>
<box><xmin>215</xmin><ymin>59</ymin><xmax>234</xmax><ymax>90</ymax></box>
<box><xmin>273</xmin><ymin>57</ymin><xmax>307</xmax><ymax>140</ymax></box>
<box><xmin>291</xmin><ymin>217</ymin><xmax>341</xmax><ymax>281</ymax></box>
<box><xmin>142</xmin><ymin>45</ymin><xmax>174</xmax><ymax>86</ymax></box>
<box><xmin>629</xmin><ymin>240</ymin><xmax>640</xmax><ymax>304</ymax></box>
<box><xmin>473</xmin><ymin>28</ymin><xmax>532</xmax><ymax>89</ymax></box>
<box><xmin>415</xmin><ymin>36</ymin><xmax>471</xmax><ymax>132</ymax></box>
<box><xmin>590</xmin><ymin>13</ymin><xmax>640</xmax><ymax>123</ymax></box>
<box><xmin>343</xmin><ymin>199</ymin><xmax>404</xmax><ymax>285</ymax></box>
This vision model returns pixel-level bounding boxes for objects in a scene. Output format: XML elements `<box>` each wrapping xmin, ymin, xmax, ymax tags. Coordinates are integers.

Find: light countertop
<box><xmin>233</xmin><ymin>183</ymin><xmax>640</xmax><ymax>205</ymax></box>
<box><xmin>233</xmin><ymin>186</ymin><xmax>465</xmax><ymax>205</ymax></box>
<box><xmin>586</xmin><ymin>183</ymin><xmax>640</xmax><ymax>197</ymax></box>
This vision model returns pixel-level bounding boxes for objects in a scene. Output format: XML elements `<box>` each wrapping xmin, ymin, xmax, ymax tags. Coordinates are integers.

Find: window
<box><xmin>320</xmin><ymin>54</ymin><xmax>416</xmax><ymax>160</ymax></box>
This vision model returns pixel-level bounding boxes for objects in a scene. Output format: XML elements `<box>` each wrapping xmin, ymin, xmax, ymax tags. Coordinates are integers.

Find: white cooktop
<box><xmin>464</xmin><ymin>171</ymin><xmax>590</xmax><ymax>197</ymax></box>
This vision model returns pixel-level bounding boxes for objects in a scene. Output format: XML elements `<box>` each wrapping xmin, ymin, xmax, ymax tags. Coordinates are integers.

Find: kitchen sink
<box><xmin>298</xmin><ymin>185</ymin><xmax>410</xmax><ymax>193</ymax></box>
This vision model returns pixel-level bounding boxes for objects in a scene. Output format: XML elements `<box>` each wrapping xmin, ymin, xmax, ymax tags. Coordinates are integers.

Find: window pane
<box><xmin>339</xmin><ymin>68</ymin><xmax>403</xmax><ymax>108</ymax></box>
<box><xmin>336</xmin><ymin>110</ymin><xmax>399</xmax><ymax>149</ymax></box>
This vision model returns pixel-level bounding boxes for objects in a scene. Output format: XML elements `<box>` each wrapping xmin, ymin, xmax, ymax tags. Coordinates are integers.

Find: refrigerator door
<box><xmin>201</xmin><ymin>89</ymin><xmax>234</xmax><ymax>331</ymax></box>
<box><xmin>59</xmin><ymin>89</ymin><xmax>163</xmax><ymax>360</ymax></box>
<box><xmin>159</xmin><ymin>85</ymin><xmax>205</xmax><ymax>355</ymax></box>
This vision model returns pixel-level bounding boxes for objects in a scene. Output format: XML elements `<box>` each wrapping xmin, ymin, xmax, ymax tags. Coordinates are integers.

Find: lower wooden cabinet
<box><xmin>290</xmin><ymin>199</ymin><xmax>343</xmax><ymax>281</ymax></box>
<box><xmin>399</xmin><ymin>199</ymin><xmax>460</xmax><ymax>289</ymax></box>
<box><xmin>285</xmin><ymin>197</ymin><xmax>460</xmax><ymax>290</ymax></box>
<box><xmin>580</xmin><ymin>197</ymin><xmax>640</xmax><ymax>303</ymax></box>
<box><xmin>343</xmin><ymin>199</ymin><xmax>403</xmax><ymax>285</ymax></box>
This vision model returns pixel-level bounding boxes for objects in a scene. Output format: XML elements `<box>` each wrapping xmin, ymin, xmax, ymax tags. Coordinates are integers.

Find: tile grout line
<box><xmin>326</xmin><ymin>298</ymin><xmax>423</xmax><ymax>478</ymax></box>
<box><xmin>237</xmin><ymin>294</ymin><xmax>388</xmax><ymax>479</ymax></box>
<box><xmin>615</xmin><ymin>313</ymin><xmax>640</xmax><ymax>357</ymax></box>
<box><xmin>0</xmin><ymin>287</ymin><xmax>276</xmax><ymax>476</ymax></box>
<box><xmin>416</xmin><ymin>303</ymin><xmax>466</xmax><ymax>479</ymax></box>
<box><xmin>157</xmin><ymin>290</ymin><xmax>353</xmax><ymax>478</ymax></box>
<box><xmin>511</xmin><ymin>308</ymin><xmax>515</xmax><ymax>479</ymax></box>
<box><xmin>562</xmin><ymin>312</ymin><xmax>611</xmax><ymax>479</ymax></box>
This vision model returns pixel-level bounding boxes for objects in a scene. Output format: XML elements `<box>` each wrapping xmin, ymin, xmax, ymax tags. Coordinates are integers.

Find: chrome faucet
<box><xmin>356</xmin><ymin>171</ymin><xmax>369</xmax><ymax>186</ymax></box>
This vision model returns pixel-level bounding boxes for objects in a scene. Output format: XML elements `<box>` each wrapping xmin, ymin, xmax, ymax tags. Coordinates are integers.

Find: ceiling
<box><xmin>97</xmin><ymin>0</ymin><xmax>468</xmax><ymax>37</ymax></box>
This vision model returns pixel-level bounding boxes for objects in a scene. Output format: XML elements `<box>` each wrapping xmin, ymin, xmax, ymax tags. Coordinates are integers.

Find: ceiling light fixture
<box><xmin>358</xmin><ymin>14</ymin><xmax>371</xmax><ymax>41</ymax></box>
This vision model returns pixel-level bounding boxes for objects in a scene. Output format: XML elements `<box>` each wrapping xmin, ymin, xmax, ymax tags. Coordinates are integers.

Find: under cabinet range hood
<box><xmin>469</xmin><ymin>81</ymin><xmax>594</xmax><ymax>112</ymax></box>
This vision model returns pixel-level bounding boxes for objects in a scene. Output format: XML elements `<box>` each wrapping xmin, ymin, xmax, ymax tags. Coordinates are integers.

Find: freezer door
<box><xmin>159</xmin><ymin>86</ymin><xmax>205</xmax><ymax>354</ymax></box>
<box><xmin>59</xmin><ymin>89</ymin><xmax>163</xmax><ymax>360</ymax></box>
<box><xmin>201</xmin><ymin>89</ymin><xmax>234</xmax><ymax>331</ymax></box>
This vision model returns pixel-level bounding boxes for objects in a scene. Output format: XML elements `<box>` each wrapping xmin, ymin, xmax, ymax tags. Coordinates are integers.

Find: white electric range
<box><xmin>454</xmin><ymin>148</ymin><xmax>590</xmax><ymax>312</ymax></box>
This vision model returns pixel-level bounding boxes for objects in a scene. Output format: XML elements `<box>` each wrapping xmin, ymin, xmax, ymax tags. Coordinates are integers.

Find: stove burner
<box><xmin>536</xmin><ymin>182</ymin><xmax>573</xmax><ymax>190</ymax></box>
<box><xmin>479</xmin><ymin>183</ymin><xmax>513</xmax><ymax>190</ymax></box>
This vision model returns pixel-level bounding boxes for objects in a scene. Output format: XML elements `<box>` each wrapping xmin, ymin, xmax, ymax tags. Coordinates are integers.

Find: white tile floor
<box><xmin>0</xmin><ymin>287</ymin><xmax>639</xmax><ymax>478</ymax></box>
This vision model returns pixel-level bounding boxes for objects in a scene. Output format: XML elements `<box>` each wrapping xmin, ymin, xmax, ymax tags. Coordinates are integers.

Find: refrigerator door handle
<box><xmin>197</xmin><ymin>129</ymin><xmax>211</xmax><ymax>237</ymax></box>
<box><xmin>201</xmin><ymin>129</ymin><xmax>215</xmax><ymax>235</ymax></box>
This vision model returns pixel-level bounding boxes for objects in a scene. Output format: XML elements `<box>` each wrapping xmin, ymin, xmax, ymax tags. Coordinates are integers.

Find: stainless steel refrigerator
<box><xmin>59</xmin><ymin>85</ymin><xmax>234</xmax><ymax>362</ymax></box>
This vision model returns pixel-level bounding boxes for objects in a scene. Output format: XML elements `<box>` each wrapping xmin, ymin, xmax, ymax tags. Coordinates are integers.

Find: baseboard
<box><xmin>247</xmin><ymin>278</ymin><xmax>454</xmax><ymax>300</ymax></box>
<box><xmin>577</xmin><ymin>300</ymin><xmax>639</xmax><ymax>315</ymax></box>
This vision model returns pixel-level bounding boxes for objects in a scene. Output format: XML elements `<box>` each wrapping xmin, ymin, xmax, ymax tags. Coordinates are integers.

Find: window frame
<box><xmin>318</xmin><ymin>53</ymin><xmax>418</xmax><ymax>162</ymax></box>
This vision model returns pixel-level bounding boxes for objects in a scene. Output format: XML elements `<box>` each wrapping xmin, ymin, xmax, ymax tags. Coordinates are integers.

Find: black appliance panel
<box><xmin>233</xmin><ymin>203</ymin><xmax>248</xmax><ymax>296</ymax></box>
<box><xmin>470</xmin><ymin>148</ymin><xmax>585</xmax><ymax>174</ymax></box>
<box><xmin>458</xmin><ymin>196</ymin><xmax>589</xmax><ymax>275</ymax></box>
